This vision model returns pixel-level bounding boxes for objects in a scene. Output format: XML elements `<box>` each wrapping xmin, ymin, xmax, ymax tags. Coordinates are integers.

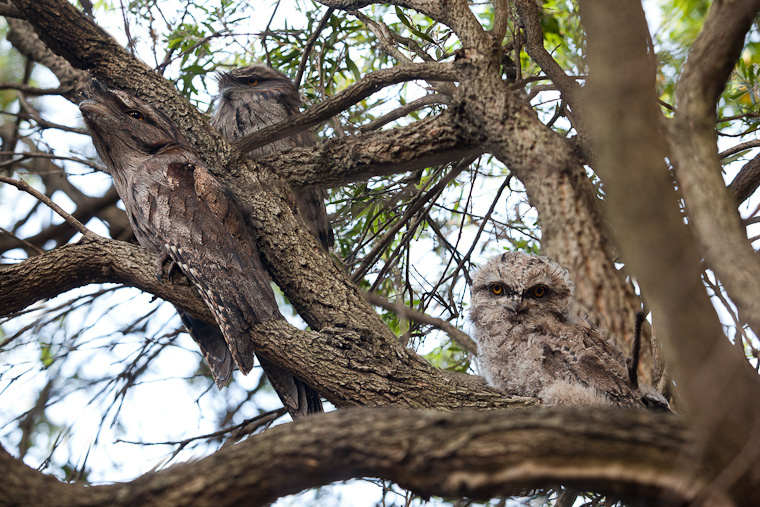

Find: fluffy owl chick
<box><xmin>211</xmin><ymin>64</ymin><xmax>334</xmax><ymax>250</ymax></box>
<box><xmin>470</xmin><ymin>251</ymin><xmax>668</xmax><ymax>409</ymax></box>
<box><xmin>80</xmin><ymin>84</ymin><xmax>280</xmax><ymax>387</ymax></box>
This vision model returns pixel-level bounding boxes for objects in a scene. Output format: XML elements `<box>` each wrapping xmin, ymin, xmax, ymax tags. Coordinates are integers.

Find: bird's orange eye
<box><xmin>126</xmin><ymin>110</ymin><xmax>145</xmax><ymax>120</ymax></box>
<box><xmin>247</xmin><ymin>78</ymin><xmax>259</xmax><ymax>85</ymax></box>
<box><xmin>531</xmin><ymin>285</ymin><xmax>547</xmax><ymax>298</ymax></box>
<box><xmin>490</xmin><ymin>283</ymin><xmax>504</xmax><ymax>295</ymax></box>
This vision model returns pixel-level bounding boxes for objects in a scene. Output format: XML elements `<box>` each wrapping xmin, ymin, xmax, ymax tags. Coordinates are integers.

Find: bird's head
<box><xmin>469</xmin><ymin>251</ymin><xmax>575</xmax><ymax>325</ymax></box>
<box><xmin>215</xmin><ymin>64</ymin><xmax>299</xmax><ymax>106</ymax></box>
<box><xmin>80</xmin><ymin>82</ymin><xmax>186</xmax><ymax>176</ymax></box>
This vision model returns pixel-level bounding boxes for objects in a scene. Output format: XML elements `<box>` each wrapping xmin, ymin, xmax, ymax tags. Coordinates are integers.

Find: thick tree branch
<box><xmin>233</xmin><ymin>62</ymin><xmax>459</xmax><ymax>154</ymax></box>
<box><xmin>0</xmin><ymin>238</ymin><xmax>212</xmax><ymax>321</ymax></box>
<box><xmin>580</xmin><ymin>0</ymin><xmax>760</xmax><ymax>504</ymax></box>
<box><xmin>0</xmin><ymin>239</ymin><xmax>525</xmax><ymax>409</ymax></box>
<box><xmin>270</xmin><ymin>112</ymin><xmax>480</xmax><ymax>189</ymax></box>
<box><xmin>0</xmin><ymin>408</ymin><xmax>706</xmax><ymax>507</ymax></box>
<box><xmin>669</xmin><ymin>0</ymin><xmax>760</xmax><ymax>338</ymax></box>
<box><xmin>10</xmin><ymin>0</ymin><xmax>232</xmax><ymax>165</ymax></box>
<box><xmin>729</xmin><ymin>153</ymin><xmax>760</xmax><ymax>205</ymax></box>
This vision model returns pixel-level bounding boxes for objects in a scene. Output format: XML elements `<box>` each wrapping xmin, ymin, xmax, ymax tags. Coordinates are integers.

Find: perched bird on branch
<box><xmin>80</xmin><ymin>83</ymin><xmax>321</xmax><ymax>417</ymax></box>
<box><xmin>469</xmin><ymin>251</ymin><xmax>669</xmax><ymax>409</ymax></box>
<box><xmin>212</xmin><ymin>64</ymin><xmax>334</xmax><ymax>250</ymax></box>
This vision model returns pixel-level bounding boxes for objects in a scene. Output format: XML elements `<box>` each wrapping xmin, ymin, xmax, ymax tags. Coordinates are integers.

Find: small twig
<box><xmin>442</xmin><ymin>171</ymin><xmax>512</xmax><ymax>290</ymax></box>
<box><xmin>628</xmin><ymin>310</ymin><xmax>645</xmax><ymax>389</ymax></box>
<box><xmin>0</xmin><ymin>226</ymin><xmax>45</xmax><ymax>255</ymax></box>
<box><xmin>352</xmin><ymin>161</ymin><xmax>468</xmax><ymax>284</ymax></box>
<box><xmin>155</xmin><ymin>31</ymin><xmax>222</xmax><ymax>75</ymax></box>
<box><xmin>362</xmin><ymin>290</ymin><xmax>477</xmax><ymax>354</ymax></box>
<box><xmin>118</xmin><ymin>0</ymin><xmax>136</xmax><ymax>55</ymax></box>
<box><xmin>0</xmin><ymin>175</ymin><xmax>98</xmax><ymax>239</ymax></box>
<box><xmin>295</xmin><ymin>7</ymin><xmax>335</xmax><ymax>88</ymax></box>
<box><xmin>260</xmin><ymin>0</ymin><xmax>282</xmax><ymax>67</ymax></box>
<box><xmin>0</xmin><ymin>82</ymin><xmax>72</xmax><ymax>95</ymax></box>
<box><xmin>117</xmin><ymin>408</ymin><xmax>287</xmax><ymax>448</ymax></box>
<box><xmin>0</xmin><ymin>151</ymin><xmax>102</xmax><ymax>171</ymax></box>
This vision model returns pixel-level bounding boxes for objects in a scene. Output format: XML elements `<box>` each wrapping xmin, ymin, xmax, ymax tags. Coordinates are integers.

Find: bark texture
<box><xmin>0</xmin><ymin>408</ymin><xmax>708</xmax><ymax>507</ymax></box>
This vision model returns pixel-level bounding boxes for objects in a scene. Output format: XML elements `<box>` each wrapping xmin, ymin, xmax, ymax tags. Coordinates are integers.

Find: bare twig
<box><xmin>0</xmin><ymin>175</ymin><xmax>97</xmax><ymax>239</ymax></box>
<box><xmin>628</xmin><ymin>311</ymin><xmax>645</xmax><ymax>389</ymax></box>
<box><xmin>295</xmin><ymin>7</ymin><xmax>335</xmax><ymax>88</ymax></box>
<box><xmin>0</xmin><ymin>82</ymin><xmax>72</xmax><ymax>95</ymax></box>
<box><xmin>362</xmin><ymin>290</ymin><xmax>477</xmax><ymax>354</ymax></box>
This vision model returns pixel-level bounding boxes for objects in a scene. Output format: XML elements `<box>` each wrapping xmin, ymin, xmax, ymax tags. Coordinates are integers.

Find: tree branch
<box><xmin>728</xmin><ymin>152</ymin><xmax>760</xmax><ymax>205</ymax></box>
<box><xmin>0</xmin><ymin>238</ymin><xmax>525</xmax><ymax>409</ymax></box>
<box><xmin>514</xmin><ymin>0</ymin><xmax>583</xmax><ymax>126</ymax></box>
<box><xmin>580</xmin><ymin>0</ymin><xmax>760</xmax><ymax>503</ymax></box>
<box><xmin>269</xmin><ymin>112</ymin><xmax>479</xmax><ymax>188</ymax></box>
<box><xmin>668</xmin><ymin>0</ymin><xmax>760</xmax><ymax>338</ymax></box>
<box><xmin>0</xmin><ymin>407</ymin><xmax>705</xmax><ymax>507</ymax></box>
<box><xmin>358</xmin><ymin>94</ymin><xmax>450</xmax><ymax>132</ymax></box>
<box><xmin>0</xmin><ymin>175</ymin><xmax>97</xmax><ymax>240</ymax></box>
<box><xmin>361</xmin><ymin>290</ymin><xmax>477</xmax><ymax>354</ymax></box>
<box><xmin>233</xmin><ymin>62</ymin><xmax>459</xmax><ymax>155</ymax></box>
<box><xmin>318</xmin><ymin>0</ymin><xmax>490</xmax><ymax>48</ymax></box>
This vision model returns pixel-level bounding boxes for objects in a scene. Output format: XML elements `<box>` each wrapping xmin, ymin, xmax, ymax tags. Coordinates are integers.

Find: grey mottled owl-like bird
<box><xmin>211</xmin><ymin>64</ymin><xmax>334</xmax><ymax>250</ymax></box>
<box><xmin>469</xmin><ymin>251</ymin><xmax>668</xmax><ymax>409</ymax></box>
<box><xmin>79</xmin><ymin>85</ymin><xmax>321</xmax><ymax>417</ymax></box>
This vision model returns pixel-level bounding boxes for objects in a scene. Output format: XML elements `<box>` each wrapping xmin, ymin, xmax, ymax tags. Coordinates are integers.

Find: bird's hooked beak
<box><xmin>505</xmin><ymin>297</ymin><xmax>525</xmax><ymax>314</ymax></box>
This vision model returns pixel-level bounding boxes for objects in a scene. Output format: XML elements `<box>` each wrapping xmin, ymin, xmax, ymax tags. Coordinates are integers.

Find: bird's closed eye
<box><xmin>529</xmin><ymin>285</ymin><xmax>548</xmax><ymax>298</ymax></box>
<box><xmin>490</xmin><ymin>283</ymin><xmax>504</xmax><ymax>296</ymax></box>
<box><xmin>126</xmin><ymin>110</ymin><xmax>145</xmax><ymax>121</ymax></box>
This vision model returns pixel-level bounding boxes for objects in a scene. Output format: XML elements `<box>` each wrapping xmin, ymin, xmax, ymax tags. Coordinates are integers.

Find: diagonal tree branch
<box><xmin>669</xmin><ymin>0</ymin><xmax>760</xmax><ymax>338</ymax></box>
<box><xmin>514</xmin><ymin>0</ymin><xmax>583</xmax><ymax>125</ymax></box>
<box><xmin>728</xmin><ymin>153</ymin><xmax>760</xmax><ymax>205</ymax></box>
<box><xmin>0</xmin><ymin>237</ymin><xmax>526</xmax><ymax>410</ymax></box>
<box><xmin>233</xmin><ymin>62</ymin><xmax>459</xmax><ymax>154</ymax></box>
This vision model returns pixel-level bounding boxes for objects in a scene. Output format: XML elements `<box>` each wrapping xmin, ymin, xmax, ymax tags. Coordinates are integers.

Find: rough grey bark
<box><xmin>0</xmin><ymin>408</ymin><xmax>706</xmax><ymax>507</ymax></box>
<box><xmin>0</xmin><ymin>237</ymin><xmax>528</xmax><ymax>410</ymax></box>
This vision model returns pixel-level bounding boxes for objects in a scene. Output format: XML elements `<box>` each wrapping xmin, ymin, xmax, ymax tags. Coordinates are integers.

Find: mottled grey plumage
<box><xmin>80</xmin><ymin>85</ymin><xmax>280</xmax><ymax>390</ymax></box>
<box><xmin>470</xmin><ymin>251</ymin><xmax>668</xmax><ymax>409</ymax></box>
<box><xmin>211</xmin><ymin>64</ymin><xmax>334</xmax><ymax>250</ymax></box>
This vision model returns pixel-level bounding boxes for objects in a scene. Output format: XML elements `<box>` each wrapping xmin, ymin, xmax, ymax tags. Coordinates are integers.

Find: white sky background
<box><xmin>1</xmin><ymin>1</ymin><xmax>759</xmax><ymax>506</ymax></box>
